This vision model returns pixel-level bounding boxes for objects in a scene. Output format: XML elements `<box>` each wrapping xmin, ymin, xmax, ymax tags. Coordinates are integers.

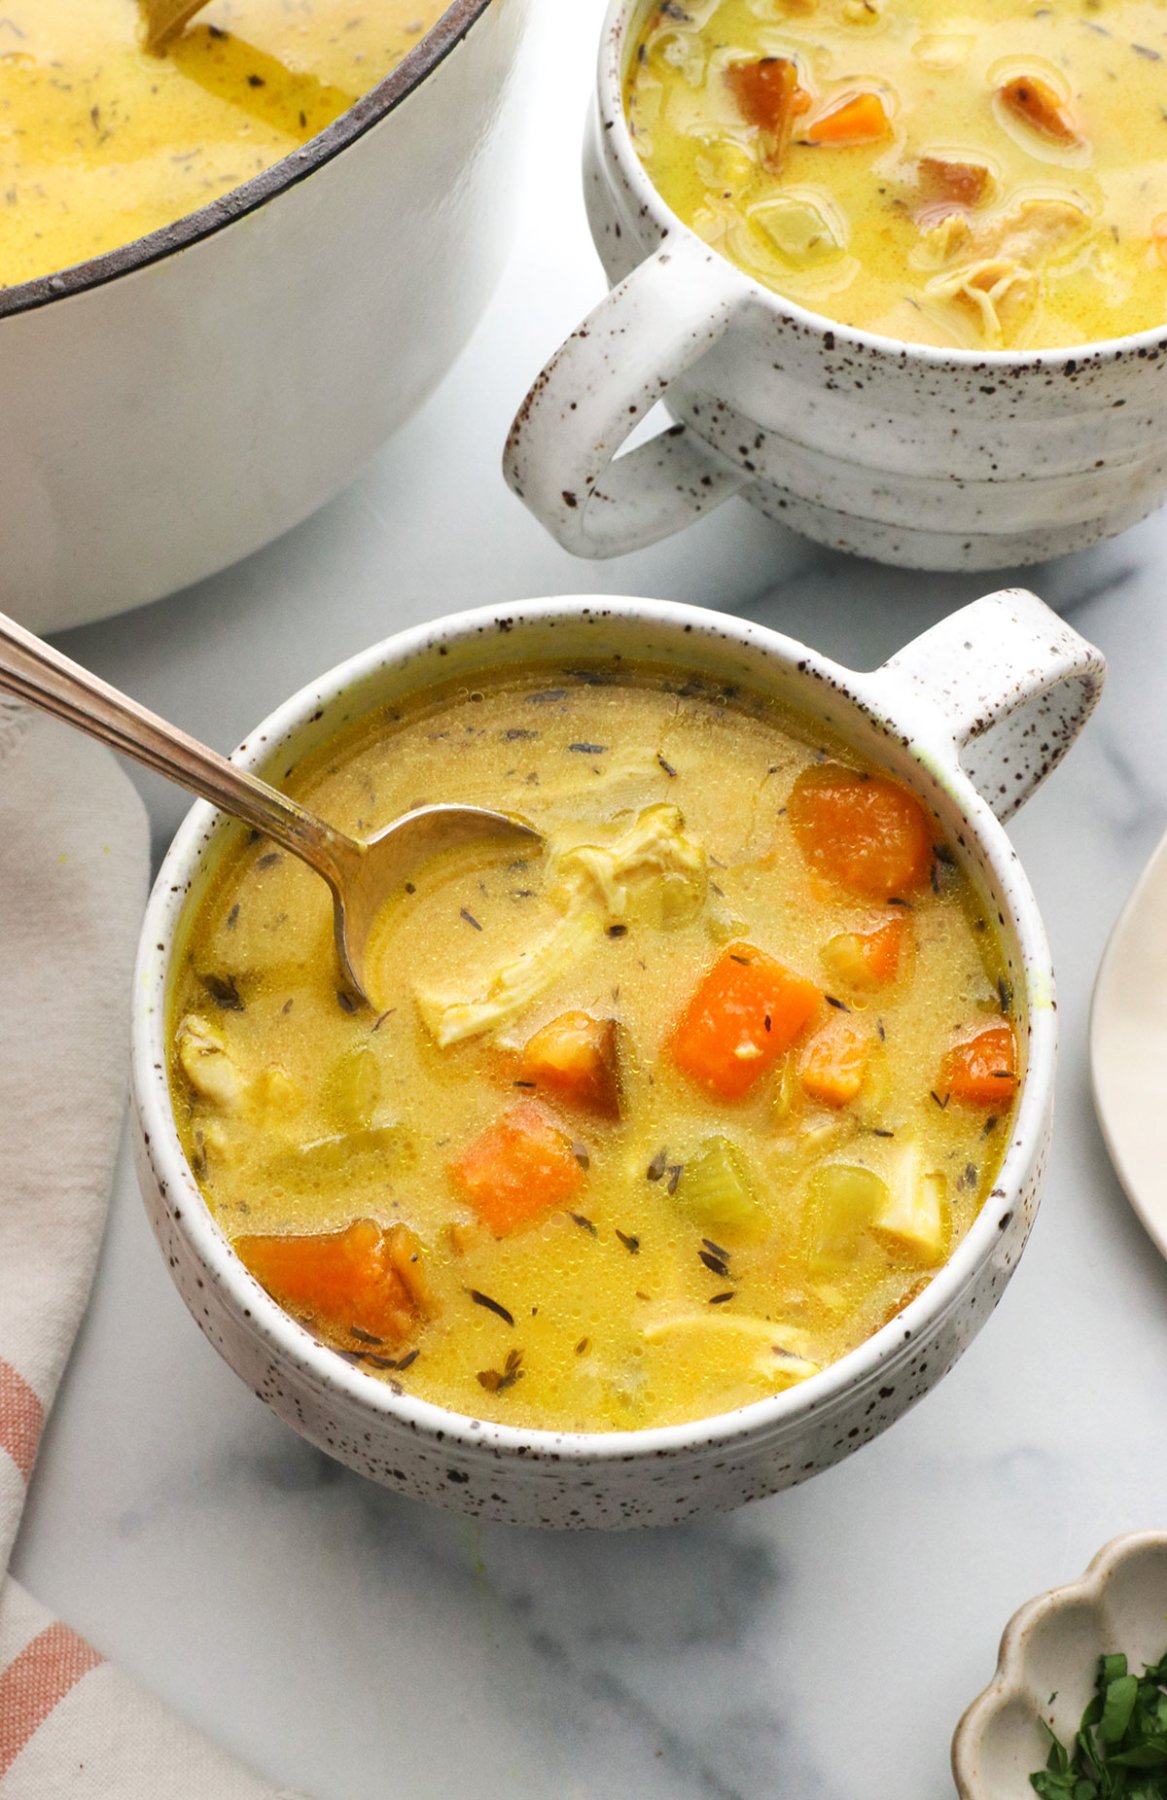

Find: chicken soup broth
<box><xmin>170</xmin><ymin>664</ymin><xmax>1020</xmax><ymax>1432</ymax></box>
<box><xmin>0</xmin><ymin>0</ymin><xmax>447</xmax><ymax>289</ymax></box>
<box><xmin>626</xmin><ymin>0</ymin><xmax>1167</xmax><ymax>349</ymax></box>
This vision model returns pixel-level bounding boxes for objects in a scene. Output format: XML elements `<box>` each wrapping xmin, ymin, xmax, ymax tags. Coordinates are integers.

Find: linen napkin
<box><xmin>0</xmin><ymin>702</ymin><xmax>300</xmax><ymax>1798</ymax></box>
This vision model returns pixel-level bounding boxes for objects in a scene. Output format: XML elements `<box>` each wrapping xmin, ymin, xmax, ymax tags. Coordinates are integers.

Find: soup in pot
<box><xmin>0</xmin><ymin>0</ymin><xmax>448</xmax><ymax>289</ymax></box>
<box><xmin>169</xmin><ymin>663</ymin><xmax>1020</xmax><ymax>1432</ymax></box>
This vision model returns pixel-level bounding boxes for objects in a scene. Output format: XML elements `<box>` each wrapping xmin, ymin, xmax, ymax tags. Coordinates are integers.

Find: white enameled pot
<box><xmin>131</xmin><ymin>588</ymin><xmax>1103</xmax><ymax>1530</ymax></box>
<box><xmin>1</xmin><ymin>0</ymin><xmax>531</xmax><ymax>634</ymax></box>
<box><xmin>504</xmin><ymin>0</ymin><xmax>1167</xmax><ymax>572</ymax></box>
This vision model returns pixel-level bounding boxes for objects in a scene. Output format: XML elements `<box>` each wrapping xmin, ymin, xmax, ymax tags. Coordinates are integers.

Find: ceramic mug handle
<box><xmin>871</xmin><ymin>588</ymin><xmax>1106</xmax><ymax>823</ymax></box>
<box><xmin>504</xmin><ymin>235</ymin><xmax>747</xmax><ymax>557</ymax></box>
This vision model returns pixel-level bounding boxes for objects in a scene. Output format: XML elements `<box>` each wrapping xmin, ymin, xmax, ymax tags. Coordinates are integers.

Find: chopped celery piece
<box><xmin>751</xmin><ymin>195</ymin><xmax>844</xmax><ymax>266</ymax></box>
<box><xmin>804</xmin><ymin>1162</ymin><xmax>887</xmax><ymax>1273</ymax></box>
<box><xmin>261</xmin><ymin>1125</ymin><xmax>410</xmax><ymax>1198</ymax></box>
<box><xmin>321</xmin><ymin>1044</ymin><xmax>380</xmax><ymax>1134</ymax></box>
<box><xmin>674</xmin><ymin>1136</ymin><xmax>771</xmax><ymax>1241</ymax></box>
<box><xmin>872</xmin><ymin>1144</ymin><xmax>949</xmax><ymax>1264</ymax></box>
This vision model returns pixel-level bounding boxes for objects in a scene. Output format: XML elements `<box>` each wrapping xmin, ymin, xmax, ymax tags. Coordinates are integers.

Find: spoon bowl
<box><xmin>0</xmin><ymin>610</ymin><xmax>542</xmax><ymax>1009</ymax></box>
<box><xmin>325</xmin><ymin>803</ymin><xmax>542</xmax><ymax>1005</ymax></box>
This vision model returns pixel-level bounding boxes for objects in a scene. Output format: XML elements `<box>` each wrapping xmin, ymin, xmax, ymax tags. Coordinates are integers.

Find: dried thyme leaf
<box><xmin>615</xmin><ymin>1229</ymin><xmax>640</xmax><ymax>1255</ymax></box>
<box><xmin>477</xmin><ymin>1348</ymin><xmax>524</xmax><ymax>1394</ymax></box>
<box><xmin>203</xmin><ymin>973</ymin><xmax>244</xmax><ymax>1011</ymax></box>
<box><xmin>467</xmin><ymin>1288</ymin><xmax>515</xmax><ymax>1326</ymax></box>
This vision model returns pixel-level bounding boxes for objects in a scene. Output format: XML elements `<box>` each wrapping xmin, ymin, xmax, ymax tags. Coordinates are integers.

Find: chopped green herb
<box><xmin>1031</xmin><ymin>1647</ymin><xmax>1167</xmax><ymax>1796</ymax></box>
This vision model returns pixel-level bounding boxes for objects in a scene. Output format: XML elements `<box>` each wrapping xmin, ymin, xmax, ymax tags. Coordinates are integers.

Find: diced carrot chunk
<box><xmin>998</xmin><ymin>75</ymin><xmax>1081</xmax><ymax>145</ymax></box>
<box><xmin>449</xmin><ymin>1101</ymin><xmax>584</xmax><ymax>1236</ymax></box>
<box><xmin>799</xmin><ymin>1014</ymin><xmax>869</xmax><ymax>1107</ymax></box>
<box><xmin>521</xmin><ymin>1011</ymin><xmax>622</xmax><ymax>1118</ymax></box>
<box><xmin>726</xmin><ymin>56</ymin><xmax>809</xmax><ymax>149</ymax></box>
<box><xmin>790</xmin><ymin>765</ymin><xmax>934</xmax><ymax>898</ymax></box>
<box><xmin>234</xmin><ymin>1219</ymin><xmax>428</xmax><ymax>1347</ymax></box>
<box><xmin>670</xmin><ymin>942</ymin><xmax>820</xmax><ymax>1100</ymax></box>
<box><xmin>939</xmin><ymin>1019</ymin><xmax>1019</xmax><ymax>1106</ymax></box>
<box><xmin>823</xmin><ymin>914</ymin><xmax>907</xmax><ymax>989</ymax></box>
<box><xmin>918</xmin><ymin>155</ymin><xmax>990</xmax><ymax>209</ymax></box>
<box><xmin>802</xmin><ymin>90</ymin><xmax>890</xmax><ymax>145</ymax></box>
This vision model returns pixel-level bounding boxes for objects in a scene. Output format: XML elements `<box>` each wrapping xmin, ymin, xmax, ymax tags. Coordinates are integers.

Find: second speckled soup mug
<box><xmin>504</xmin><ymin>0</ymin><xmax>1167</xmax><ymax>572</ymax></box>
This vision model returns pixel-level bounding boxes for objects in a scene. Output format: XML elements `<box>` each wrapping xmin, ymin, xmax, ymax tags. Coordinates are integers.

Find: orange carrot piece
<box><xmin>234</xmin><ymin>1219</ymin><xmax>427</xmax><ymax>1347</ymax></box>
<box><xmin>918</xmin><ymin>155</ymin><xmax>990</xmax><ymax>210</ymax></box>
<box><xmin>802</xmin><ymin>90</ymin><xmax>890</xmax><ymax>145</ymax></box>
<box><xmin>449</xmin><ymin>1101</ymin><xmax>584</xmax><ymax>1236</ymax></box>
<box><xmin>799</xmin><ymin>1014</ymin><xmax>869</xmax><ymax>1107</ymax></box>
<box><xmin>998</xmin><ymin>75</ymin><xmax>1081</xmax><ymax>145</ymax></box>
<box><xmin>670</xmin><ymin>942</ymin><xmax>820</xmax><ymax>1100</ymax></box>
<box><xmin>521</xmin><ymin>1011</ymin><xmax>622</xmax><ymax>1118</ymax></box>
<box><xmin>824</xmin><ymin>914</ymin><xmax>907</xmax><ymax>989</ymax></box>
<box><xmin>938</xmin><ymin>1019</ymin><xmax>1019</xmax><ymax>1106</ymax></box>
<box><xmin>789</xmin><ymin>765</ymin><xmax>934</xmax><ymax>898</ymax></box>
<box><xmin>726</xmin><ymin>55</ymin><xmax>808</xmax><ymax>146</ymax></box>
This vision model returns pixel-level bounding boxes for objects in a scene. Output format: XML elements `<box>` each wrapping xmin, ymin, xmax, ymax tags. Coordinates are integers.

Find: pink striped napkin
<box><xmin>0</xmin><ymin>704</ymin><xmax>300</xmax><ymax>1798</ymax></box>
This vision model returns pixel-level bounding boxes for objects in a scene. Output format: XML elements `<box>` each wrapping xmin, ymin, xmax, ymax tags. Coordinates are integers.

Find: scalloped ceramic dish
<box><xmin>952</xmin><ymin>1532</ymin><xmax>1167</xmax><ymax>1797</ymax></box>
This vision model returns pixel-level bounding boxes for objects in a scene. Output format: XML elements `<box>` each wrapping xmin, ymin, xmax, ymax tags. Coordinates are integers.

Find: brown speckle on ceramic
<box><xmin>130</xmin><ymin>592</ymin><xmax>1102</xmax><ymax>1528</ymax></box>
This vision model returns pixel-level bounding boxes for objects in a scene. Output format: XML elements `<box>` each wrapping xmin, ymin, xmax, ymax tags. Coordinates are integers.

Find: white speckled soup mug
<box><xmin>504</xmin><ymin>0</ymin><xmax>1167</xmax><ymax>572</ymax></box>
<box><xmin>131</xmin><ymin>588</ymin><xmax>1103</xmax><ymax>1529</ymax></box>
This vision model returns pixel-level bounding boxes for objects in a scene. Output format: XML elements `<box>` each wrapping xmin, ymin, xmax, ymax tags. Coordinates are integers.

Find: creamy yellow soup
<box><xmin>169</xmin><ymin>665</ymin><xmax>1019</xmax><ymax>1433</ymax></box>
<box><xmin>626</xmin><ymin>0</ymin><xmax>1167</xmax><ymax>349</ymax></box>
<box><xmin>0</xmin><ymin>0</ymin><xmax>446</xmax><ymax>288</ymax></box>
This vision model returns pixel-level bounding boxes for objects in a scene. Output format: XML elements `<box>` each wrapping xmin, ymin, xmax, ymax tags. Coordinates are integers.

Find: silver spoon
<box><xmin>0</xmin><ymin>611</ymin><xmax>542</xmax><ymax>1007</ymax></box>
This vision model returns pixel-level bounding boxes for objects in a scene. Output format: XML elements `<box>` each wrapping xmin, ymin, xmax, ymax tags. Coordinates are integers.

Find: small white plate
<box><xmin>1091</xmin><ymin>830</ymin><xmax>1167</xmax><ymax>1259</ymax></box>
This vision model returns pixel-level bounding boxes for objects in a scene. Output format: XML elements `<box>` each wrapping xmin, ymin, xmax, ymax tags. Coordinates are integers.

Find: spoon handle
<box><xmin>0</xmin><ymin>610</ymin><xmax>357</xmax><ymax>884</ymax></box>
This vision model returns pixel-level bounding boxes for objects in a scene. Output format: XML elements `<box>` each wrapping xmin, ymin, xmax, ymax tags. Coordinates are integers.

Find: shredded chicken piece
<box><xmin>924</xmin><ymin>256</ymin><xmax>1035</xmax><ymax>344</ymax></box>
<box><xmin>917</xmin><ymin>196</ymin><xmax>1088</xmax><ymax>343</ymax></box>
<box><xmin>642</xmin><ymin>1313</ymin><xmax>821</xmax><ymax>1384</ymax></box>
<box><xmin>176</xmin><ymin>1013</ymin><xmax>243</xmax><ymax>1111</ymax></box>
<box><xmin>416</xmin><ymin>804</ymin><xmax>709</xmax><ymax>1047</ymax></box>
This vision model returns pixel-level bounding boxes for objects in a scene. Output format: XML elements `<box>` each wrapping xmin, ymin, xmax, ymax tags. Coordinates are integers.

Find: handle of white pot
<box><xmin>871</xmin><ymin>588</ymin><xmax>1106</xmax><ymax>823</ymax></box>
<box><xmin>504</xmin><ymin>235</ymin><xmax>748</xmax><ymax>558</ymax></box>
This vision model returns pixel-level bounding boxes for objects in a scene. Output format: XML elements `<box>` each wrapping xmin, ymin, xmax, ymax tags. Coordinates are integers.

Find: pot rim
<box><xmin>0</xmin><ymin>0</ymin><xmax>494</xmax><ymax>324</ymax></box>
<box><xmin>599</xmin><ymin>0</ymin><xmax>1167</xmax><ymax>372</ymax></box>
<box><xmin>132</xmin><ymin>592</ymin><xmax>1053</xmax><ymax>1469</ymax></box>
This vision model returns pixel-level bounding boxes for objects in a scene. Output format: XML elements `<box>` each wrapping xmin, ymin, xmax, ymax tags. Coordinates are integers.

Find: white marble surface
<box><xmin>12</xmin><ymin>4</ymin><xmax>1167</xmax><ymax>1796</ymax></box>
